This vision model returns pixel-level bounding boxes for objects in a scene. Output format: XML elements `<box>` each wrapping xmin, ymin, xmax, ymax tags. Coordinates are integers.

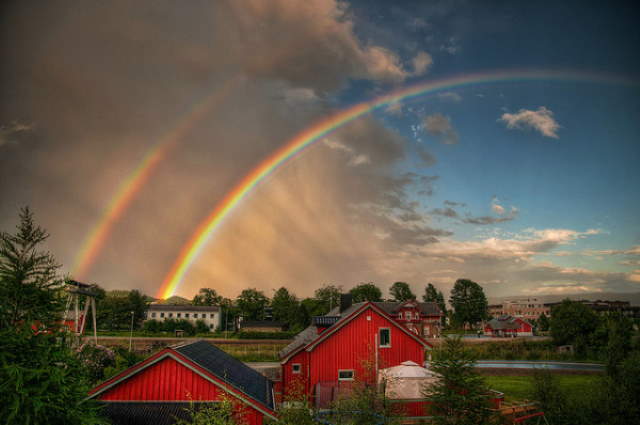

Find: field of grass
<box><xmin>218</xmin><ymin>343</ymin><xmax>287</xmax><ymax>362</ymax></box>
<box><xmin>485</xmin><ymin>374</ymin><xmax>601</xmax><ymax>402</ymax></box>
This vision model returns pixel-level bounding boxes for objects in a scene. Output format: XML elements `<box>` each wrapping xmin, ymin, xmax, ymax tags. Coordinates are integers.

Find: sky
<box><xmin>1</xmin><ymin>0</ymin><xmax>639</xmax><ymax>300</ymax></box>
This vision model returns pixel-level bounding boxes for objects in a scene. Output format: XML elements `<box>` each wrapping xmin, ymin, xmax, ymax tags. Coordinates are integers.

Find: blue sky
<box><xmin>1</xmin><ymin>0</ymin><xmax>638</xmax><ymax>298</ymax></box>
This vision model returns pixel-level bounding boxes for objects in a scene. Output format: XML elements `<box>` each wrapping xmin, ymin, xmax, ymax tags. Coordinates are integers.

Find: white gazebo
<box><xmin>378</xmin><ymin>360</ymin><xmax>440</xmax><ymax>399</ymax></box>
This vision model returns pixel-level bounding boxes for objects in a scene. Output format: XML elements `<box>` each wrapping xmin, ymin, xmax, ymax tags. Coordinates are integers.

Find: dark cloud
<box><xmin>462</xmin><ymin>207</ymin><xmax>518</xmax><ymax>225</ymax></box>
<box><xmin>444</xmin><ymin>200</ymin><xmax>466</xmax><ymax>207</ymax></box>
<box><xmin>432</xmin><ymin>207</ymin><xmax>459</xmax><ymax>218</ymax></box>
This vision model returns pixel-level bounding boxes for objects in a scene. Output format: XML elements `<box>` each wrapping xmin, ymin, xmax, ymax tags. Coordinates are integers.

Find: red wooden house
<box><xmin>279</xmin><ymin>298</ymin><xmax>433</xmax><ymax>408</ymax></box>
<box><xmin>88</xmin><ymin>341</ymin><xmax>277</xmax><ymax>425</ymax></box>
<box><xmin>484</xmin><ymin>315</ymin><xmax>533</xmax><ymax>337</ymax></box>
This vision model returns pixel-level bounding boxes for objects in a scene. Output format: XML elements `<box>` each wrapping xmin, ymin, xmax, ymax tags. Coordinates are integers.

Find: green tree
<box><xmin>314</xmin><ymin>284</ymin><xmax>342</xmax><ymax>313</ymax></box>
<box><xmin>236</xmin><ymin>288</ymin><xmax>269</xmax><ymax>320</ymax></box>
<box><xmin>350</xmin><ymin>282</ymin><xmax>383</xmax><ymax>303</ymax></box>
<box><xmin>449</xmin><ymin>279</ymin><xmax>488</xmax><ymax>328</ymax></box>
<box><xmin>271</xmin><ymin>287</ymin><xmax>299</xmax><ymax>326</ymax></box>
<box><xmin>193</xmin><ymin>288</ymin><xmax>223</xmax><ymax>306</ymax></box>
<box><xmin>389</xmin><ymin>281</ymin><xmax>415</xmax><ymax>302</ymax></box>
<box><xmin>128</xmin><ymin>289</ymin><xmax>149</xmax><ymax>329</ymax></box>
<box><xmin>605</xmin><ymin>312</ymin><xmax>633</xmax><ymax>377</ymax></box>
<box><xmin>549</xmin><ymin>299</ymin><xmax>598</xmax><ymax>354</ymax></box>
<box><xmin>426</xmin><ymin>337</ymin><xmax>493</xmax><ymax>425</ymax></box>
<box><xmin>143</xmin><ymin>319</ymin><xmax>162</xmax><ymax>333</ymax></box>
<box><xmin>0</xmin><ymin>207</ymin><xmax>63</xmax><ymax>328</ymax></box>
<box><xmin>175</xmin><ymin>396</ymin><xmax>240</xmax><ymax>425</ymax></box>
<box><xmin>423</xmin><ymin>283</ymin><xmax>447</xmax><ymax>322</ymax></box>
<box><xmin>195</xmin><ymin>319</ymin><xmax>210</xmax><ymax>334</ymax></box>
<box><xmin>604</xmin><ymin>352</ymin><xmax>640</xmax><ymax>425</ymax></box>
<box><xmin>96</xmin><ymin>289</ymin><xmax>150</xmax><ymax>331</ymax></box>
<box><xmin>537</xmin><ymin>312</ymin><xmax>550</xmax><ymax>332</ymax></box>
<box><xmin>0</xmin><ymin>208</ymin><xmax>104</xmax><ymax>424</ymax></box>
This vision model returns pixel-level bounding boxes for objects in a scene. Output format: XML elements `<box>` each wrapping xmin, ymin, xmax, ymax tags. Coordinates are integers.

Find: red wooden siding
<box><xmin>97</xmin><ymin>355</ymin><xmax>266</xmax><ymax>425</ymax></box>
<box><xmin>282</xmin><ymin>350</ymin><xmax>310</xmax><ymax>399</ymax></box>
<box><xmin>310</xmin><ymin>309</ymin><xmax>425</xmax><ymax>385</ymax></box>
<box><xmin>99</xmin><ymin>357</ymin><xmax>222</xmax><ymax>401</ymax></box>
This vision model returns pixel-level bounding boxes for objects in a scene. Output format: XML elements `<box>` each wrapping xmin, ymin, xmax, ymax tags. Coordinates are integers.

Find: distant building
<box><xmin>493</xmin><ymin>298</ymin><xmax>550</xmax><ymax>320</ymax></box>
<box><xmin>547</xmin><ymin>299</ymin><xmax>640</xmax><ymax>318</ymax></box>
<box><xmin>239</xmin><ymin>321</ymin><xmax>286</xmax><ymax>332</ymax></box>
<box><xmin>145</xmin><ymin>304</ymin><xmax>221</xmax><ymax>331</ymax></box>
<box><xmin>484</xmin><ymin>315</ymin><xmax>533</xmax><ymax>337</ymax></box>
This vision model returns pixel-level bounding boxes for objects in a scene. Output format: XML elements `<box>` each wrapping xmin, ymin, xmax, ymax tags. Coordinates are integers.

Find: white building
<box><xmin>145</xmin><ymin>304</ymin><xmax>221</xmax><ymax>331</ymax></box>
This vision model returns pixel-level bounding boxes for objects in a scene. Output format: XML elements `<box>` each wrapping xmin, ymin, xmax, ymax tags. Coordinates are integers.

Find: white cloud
<box><xmin>323</xmin><ymin>138</ymin><xmax>370</xmax><ymax>166</ymax></box>
<box><xmin>491</xmin><ymin>198</ymin><xmax>505</xmax><ymax>215</ymax></box>
<box><xmin>385</xmin><ymin>102</ymin><xmax>403</xmax><ymax>116</ymax></box>
<box><xmin>500</xmin><ymin>107</ymin><xmax>560</xmax><ymax>138</ymax></box>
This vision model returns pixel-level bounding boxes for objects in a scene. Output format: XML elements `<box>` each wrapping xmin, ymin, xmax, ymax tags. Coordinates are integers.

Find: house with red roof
<box><xmin>88</xmin><ymin>341</ymin><xmax>277</xmax><ymax>425</ymax></box>
<box><xmin>279</xmin><ymin>296</ymin><xmax>437</xmax><ymax>408</ymax></box>
<box><xmin>484</xmin><ymin>315</ymin><xmax>533</xmax><ymax>337</ymax></box>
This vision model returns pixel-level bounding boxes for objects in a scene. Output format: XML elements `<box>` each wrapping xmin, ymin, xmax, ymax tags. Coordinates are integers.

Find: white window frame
<box><xmin>379</xmin><ymin>328</ymin><xmax>391</xmax><ymax>348</ymax></box>
<box><xmin>338</xmin><ymin>369</ymin><xmax>354</xmax><ymax>381</ymax></box>
<box><xmin>292</xmin><ymin>363</ymin><xmax>302</xmax><ymax>374</ymax></box>
<box><xmin>414</xmin><ymin>312</ymin><xmax>420</xmax><ymax>320</ymax></box>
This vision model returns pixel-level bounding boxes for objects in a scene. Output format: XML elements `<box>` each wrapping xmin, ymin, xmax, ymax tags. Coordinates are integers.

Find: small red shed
<box><xmin>280</xmin><ymin>300</ymin><xmax>432</xmax><ymax>408</ymax></box>
<box><xmin>484</xmin><ymin>315</ymin><xmax>533</xmax><ymax>337</ymax></box>
<box><xmin>88</xmin><ymin>341</ymin><xmax>277</xmax><ymax>425</ymax></box>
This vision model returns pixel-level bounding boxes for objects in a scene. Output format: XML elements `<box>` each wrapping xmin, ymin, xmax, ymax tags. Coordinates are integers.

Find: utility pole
<box><xmin>129</xmin><ymin>311</ymin><xmax>134</xmax><ymax>352</ymax></box>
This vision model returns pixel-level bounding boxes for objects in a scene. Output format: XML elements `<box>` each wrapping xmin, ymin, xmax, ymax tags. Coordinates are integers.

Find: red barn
<box><xmin>279</xmin><ymin>299</ymin><xmax>433</xmax><ymax>408</ymax></box>
<box><xmin>484</xmin><ymin>315</ymin><xmax>533</xmax><ymax>337</ymax></box>
<box><xmin>88</xmin><ymin>341</ymin><xmax>277</xmax><ymax>425</ymax></box>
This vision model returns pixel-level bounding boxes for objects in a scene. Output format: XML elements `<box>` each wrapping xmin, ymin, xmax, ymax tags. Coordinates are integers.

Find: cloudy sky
<box><xmin>1</xmin><ymin>0</ymin><xmax>639</xmax><ymax>300</ymax></box>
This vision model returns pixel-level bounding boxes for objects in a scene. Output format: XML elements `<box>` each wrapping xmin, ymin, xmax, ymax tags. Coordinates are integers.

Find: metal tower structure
<box><xmin>64</xmin><ymin>280</ymin><xmax>98</xmax><ymax>344</ymax></box>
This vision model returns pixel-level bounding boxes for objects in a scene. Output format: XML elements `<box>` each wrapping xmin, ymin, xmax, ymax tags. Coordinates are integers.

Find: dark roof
<box><xmin>239</xmin><ymin>321</ymin><xmax>285</xmax><ymax>328</ymax></box>
<box><xmin>373</xmin><ymin>301</ymin><xmax>441</xmax><ymax>316</ymax></box>
<box><xmin>99</xmin><ymin>402</ymin><xmax>196</xmax><ymax>425</ymax></box>
<box><xmin>148</xmin><ymin>304</ymin><xmax>219</xmax><ymax>312</ymax></box>
<box><xmin>487</xmin><ymin>315</ymin><xmax>522</xmax><ymax>330</ymax></box>
<box><xmin>175</xmin><ymin>341</ymin><xmax>273</xmax><ymax>410</ymax></box>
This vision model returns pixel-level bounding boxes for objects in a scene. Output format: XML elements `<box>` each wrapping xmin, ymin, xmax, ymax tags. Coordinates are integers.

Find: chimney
<box><xmin>339</xmin><ymin>293</ymin><xmax>353</xmax><ymax>314</ymax></box>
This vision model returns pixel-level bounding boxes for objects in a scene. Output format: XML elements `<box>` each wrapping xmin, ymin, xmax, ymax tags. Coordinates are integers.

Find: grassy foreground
<box><xmin>485</xmin><ymin>374</ymin><xmax>601</xmax><ymax>402</ymax></box>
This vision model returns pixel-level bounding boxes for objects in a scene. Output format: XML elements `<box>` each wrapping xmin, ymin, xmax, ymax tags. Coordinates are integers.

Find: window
<box><xmin>177</xmin><ymin>313</ymin><xmax>181</xmax><ymax>318</ymax></box>
<box><xmin>168</xmin><ymin>313</ymin><xmax>173</xmax><ymax>318</ymax></box>
<box><xmin>151</xmin><ymin>312</ymin><xmax>156</xmax><ymax>318</ymax></box>
<box><xmin>194</xmin><ymin>313</ymin><xmax>198</xmax><ymax>318</ymax></box>
<box><xmin>209</xmin><ymin>323</ymin><xmax>214</xmax><ymax>328</ymax></box>
<box><xmin>292</xmin><ymin>364</ymin><xmax>301</xmax><ymax>374</ymax></box>
<box><xmin>414</xmin><ymin>312</ymin><xmax>420</xmax><ymax>320</ymax></box>
<box><xmin>210</xmin><ymin>313</ymin><xmax>215</xmax><ymax>318</ymax></box>
<box><xmin>160</xmin><ymin>312</ymin><xmax>164</xmax><ymax>318</ymax></box>
<box><xmin>338</xmin><ymin>370</ymin><xmax>354</xmax><ymax>381</ymax></box>
<box><xmin>379</xmin><ymin>328</ymin><xmax>391</xmax><ymax>347</ymax></box>
<box><xmin>185</xmin><ymin>313</ymin><xmax>189</xmax><ymax>318</ymax></box>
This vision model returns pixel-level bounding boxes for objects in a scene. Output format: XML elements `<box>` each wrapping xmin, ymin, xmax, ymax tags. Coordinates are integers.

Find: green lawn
<box><xmin>485</xmin><ymin>374</ymin><xmax>601</xmax><ymax>402</ymax></box>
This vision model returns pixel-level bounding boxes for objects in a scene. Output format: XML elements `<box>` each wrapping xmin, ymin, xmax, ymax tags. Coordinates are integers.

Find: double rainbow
<box><xmin>156</xmin><ymin>69</ymin><xmax>639</xmax><ymax>299</ymax></box>
<box><xmin>72</xmin><ymin>78</ymin><xmax>242</xmax><ymax>279</ymax></box>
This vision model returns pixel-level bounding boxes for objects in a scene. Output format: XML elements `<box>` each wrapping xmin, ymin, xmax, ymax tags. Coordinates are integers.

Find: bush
<box><xmin>195</xmin><ymin>320</ymin><xmax>210</xmax><ymax>334</ymax></box>
<box><xmin>76</xmin><ymin>343</ymin><xmax>116</xmax><ymax>383</ymax></box>
<box><xmin>237</xmin><ymin>331</ymin><xmax>296</xmax><ymax>339</ymax></box>
<box><xmin>143</xmin><ymin>319</ymin><xmax>162</xmax><ymax>333</ymax></box>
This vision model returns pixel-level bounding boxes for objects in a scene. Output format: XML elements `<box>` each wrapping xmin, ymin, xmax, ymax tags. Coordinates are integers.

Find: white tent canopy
<box><xmin>378</xmin><ymin>361</ymin><xmax>440</xmax><ymax>399</ymax></box>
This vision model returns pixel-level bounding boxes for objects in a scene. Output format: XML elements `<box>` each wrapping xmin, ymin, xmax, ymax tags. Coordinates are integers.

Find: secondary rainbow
<box><xmin>72</xmin><ymin>78</ymin><xmax>242</xmax><ymax>279</ymax></box>
<box><xmin>157</xmin><ymin>69</ymin><xmax>639</xmax><ymax>298</ymax></box>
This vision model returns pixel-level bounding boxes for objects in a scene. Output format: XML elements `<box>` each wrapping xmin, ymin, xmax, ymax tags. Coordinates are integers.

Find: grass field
<box><xmin>485</xmin><ymin>374</ymin><xmax>601</xmax><ymax>402</ymax></box>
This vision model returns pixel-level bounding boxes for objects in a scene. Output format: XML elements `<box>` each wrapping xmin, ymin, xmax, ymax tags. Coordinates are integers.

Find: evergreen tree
<box><xmin>423</xmin><ymin>283</ymin><xmax>447</xmax><ymax>323</ymax></box>
<box><xmin>426</xmin><ymin>337</ymin><xmax>494</xmax><ymax>425</ymax></box>
<box><xmin>271</xmin><ymin>287</ymin><xmax>299</xmax><ymax>326</ymax></box>
<box><xmin>0</xmin><ymin>207</ymin><xmax>63</xmax><ymax>329</ymax></box>
<box><xmin>537</xmin><ymin>312</ymin><xmax>550</xmax><ymax>332</ymax></box>
<box><xmin>0</xmin><ymin>208</ymin><xmax>104</xmax><ymax>424</ymax></box>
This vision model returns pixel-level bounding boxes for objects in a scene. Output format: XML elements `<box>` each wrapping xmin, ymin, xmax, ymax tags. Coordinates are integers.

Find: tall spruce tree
<box><xmin>0</xmin><ymin>207</ymin><xmax>104</xmax><ymax>424</ymax></box>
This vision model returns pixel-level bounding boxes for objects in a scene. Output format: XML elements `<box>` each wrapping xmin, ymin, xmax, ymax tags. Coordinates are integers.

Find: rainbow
<box><xmin>72</xmin><ymin>78</ymin><xmax>242</xmax><ymax>279</ymax></box>
<box><xmin>157</xmin><ymin>69</ymin><xmax>639</xmax><ymax>298</ymax></box>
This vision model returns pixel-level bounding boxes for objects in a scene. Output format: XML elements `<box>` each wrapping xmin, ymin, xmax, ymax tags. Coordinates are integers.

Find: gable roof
<box><xmin>175</xmin><ymin>341</ymin><xmax>273</xmax><ymax>409</ymax></box>
<box><xmin>88</xmin><ymin>341</ymin><xmax>275</xmax><ymax>416</ymax></box>
<box><xmin>280</xmin><ymin>302</ymin><xmax>431</xmax><ymax>362</ymax></box>
<box><xmin>487</xmin><ymin>315</ymin><xmax>530</xmax><ymax>330</ymax></box>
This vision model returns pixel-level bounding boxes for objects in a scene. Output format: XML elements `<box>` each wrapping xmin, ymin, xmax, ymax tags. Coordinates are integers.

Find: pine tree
<box><xmin>426</xmin><ymin>337</ymin><xmax>494</xmax><ymax>425</ymax></box>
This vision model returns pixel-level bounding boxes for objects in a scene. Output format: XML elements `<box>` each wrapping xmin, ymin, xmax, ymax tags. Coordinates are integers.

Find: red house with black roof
<box><xmin>88</xmin><ymin>341</ymin><xmax>277</xmax><ymax>425</ymax></box>
<box><xmin>279</xmin><ymin>297</ymin><xmax>435</xmax><ymax>408</ymax></box>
